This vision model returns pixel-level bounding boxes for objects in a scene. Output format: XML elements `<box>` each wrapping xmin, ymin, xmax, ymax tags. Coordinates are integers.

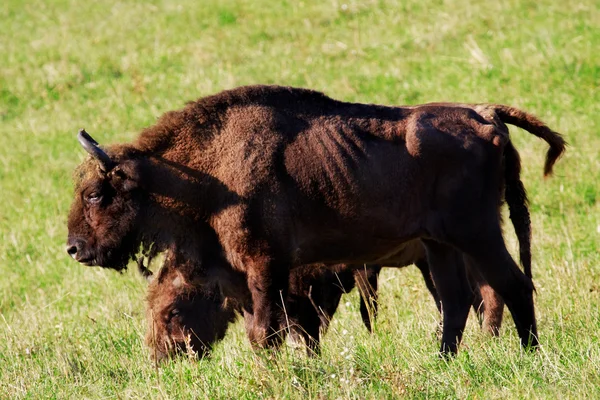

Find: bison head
<box><xmin>66</xmin><ymin>130</ymin><xmax>146</xmax><ymax>271</ymax></box>
<box><xmin>144</xmin><ymin>258</ymin><xmax>238</xmax><ymax>361</ymax></box>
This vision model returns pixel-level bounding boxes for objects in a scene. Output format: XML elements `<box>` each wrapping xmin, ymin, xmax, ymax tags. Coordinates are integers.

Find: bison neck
<box><xmin>134</xmin><ymin>156</ymin><xmax>230</xmax><ymax>260</ymax></box>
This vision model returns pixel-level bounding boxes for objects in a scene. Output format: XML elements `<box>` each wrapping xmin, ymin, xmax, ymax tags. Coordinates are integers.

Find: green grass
<box><xmin>1</xmin><ymin>0</ymin><xmax>599</xmax><ymax>398</ymax></box>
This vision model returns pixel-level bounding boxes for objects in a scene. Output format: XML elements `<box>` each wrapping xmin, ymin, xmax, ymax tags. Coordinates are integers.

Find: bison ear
<box><xmin>154</xmin><ymin>264</ymin><xmax>171</xmax><ymax>284</ymax></box>
<box><xmin>155</xmin><ymin>263</ymin><xmax>190</xmax><ymax>289</ymax></box>
<box><xmin>137</xmin><ymin>257</ymin><xmax>154</xmax><ymax>284</ymax></box>
<box><xmin>108</xmin><ymin>160</ymin><xmax>140</xmax><ymax>192</ymax></box>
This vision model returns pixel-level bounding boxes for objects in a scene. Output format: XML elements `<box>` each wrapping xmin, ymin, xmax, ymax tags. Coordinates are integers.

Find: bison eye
<box><xmin>86</xmin><ymin>193</ymin><xmax>102</xmax><ymax>204</ymax></box>
<box><xmin>170</xmin><ymin>308</ymin><xmax>180</xmax><ymax>317</ymax></box>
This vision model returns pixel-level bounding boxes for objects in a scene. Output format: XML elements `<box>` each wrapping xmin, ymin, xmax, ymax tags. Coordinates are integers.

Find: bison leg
<box><xmin>246</xmin><ymin>264</ymin><xmax>289</xmax><ymax>349</ymax></box>
<box><xmin>422</xmin><ymin>239</ymin><xmax>473</xmax><ymax>355</ymax></box>
<box><xmin>286</xmin><ymin>295</ymin><xmax>322</xmax><ymax>356</ymax></box>
<box><xmin>466</xmin><ymin>265</ymin><xmax>504</xmax><ymax>335</ymax></box>
<box><xmin>479</xmin><ymin>283</ymin><xmax>504</xmax><ymax>335</ymax></box>
<box><xmin>354</xmin><ymin>265</ymin><xmax>382</xmax><ymax>332</ymax></box>
<box><xmin>414</xmin><ymin>258</ymin><xmax>441</xmax><ymax>313</ymax></box>
<box><xmin>457</xmin><ymin>227</ymin><xmax>538</xmax><ymax>350</ymax></box>
<box><xmin>296</xmin><ymin>312</ymin><xmax>322</xmax><ymax>356</ymax></box>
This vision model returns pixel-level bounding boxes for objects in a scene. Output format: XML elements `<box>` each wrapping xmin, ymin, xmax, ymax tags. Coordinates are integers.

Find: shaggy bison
<box><xmin>67</xmin><ymin>85</ymin><xmax>565</xmax><ymax>354</ymax></box>
<box><xmin>143</xmin><ymin>253</ymin><xmax>428</xmax><ymax>359</ymax></box>
<box><xmin>144</xmin><ymin>252</ymin><xmax>359</xmax><ymax>359</ymax></box>
<box><xmin>143</xmin><ymin>235</ymin><xmax>515</xmax><ymax>360</ymax></box>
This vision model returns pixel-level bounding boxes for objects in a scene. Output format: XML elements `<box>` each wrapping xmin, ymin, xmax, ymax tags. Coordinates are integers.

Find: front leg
<box><xmin>211</xmin><ymin>203</ymin><xmax>292</xmax><ymax>349</ymax></box>
<box><xmin>245</xmin><ymin>258</ymin><xmax>290</xmax><ymax>349</ymax></box>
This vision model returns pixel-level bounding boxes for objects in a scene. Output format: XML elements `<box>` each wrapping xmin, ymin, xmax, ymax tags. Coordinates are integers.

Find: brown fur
<box><xmin>145</xmin><ymin>152</ymin><xmax>532</xmax><ymax>359</ymax></box>
<box><xmin>67</xmin><ymin>85</ymin><xmax>565</xmax><ymax>354</ymax></box>
<box><xmin>145</xmin><ymin>251</ymin><xmax>359</xmax><ymax>359</ymax></box>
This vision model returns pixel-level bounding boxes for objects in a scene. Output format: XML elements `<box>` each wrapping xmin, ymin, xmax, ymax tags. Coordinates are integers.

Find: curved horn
<box><xmin>77</xmin><ymin>129</ymin><xmax>115</xmax><ymax>172</ymax></box>
<box><xmin>136</xmin><ymin>257</ymin><xmax>154</xmax><ymax>283</ymax></box>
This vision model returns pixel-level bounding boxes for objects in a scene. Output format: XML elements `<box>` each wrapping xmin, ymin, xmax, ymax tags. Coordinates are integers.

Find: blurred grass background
<box><xmin>0</xmin><ymin>0</ymin><xmax>598</xmax><ymax>398</ymax></box>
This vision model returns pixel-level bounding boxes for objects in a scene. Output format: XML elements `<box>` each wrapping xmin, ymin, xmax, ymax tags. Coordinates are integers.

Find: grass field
<box><xmin>1</xmin><ymin>0</ymin><xmax>599</xmax><ymax>398</ymax></box>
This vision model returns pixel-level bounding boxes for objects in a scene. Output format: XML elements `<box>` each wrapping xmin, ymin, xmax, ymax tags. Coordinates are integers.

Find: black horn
<box><xmin>77</xmin><ymin>129</ymin><xmax>115</xmax><ymax>172</ymax></box>
<box><xmin>136</xmin><ymin>256</ymin><xmax>154</xmax><ymax>283</ymax></box>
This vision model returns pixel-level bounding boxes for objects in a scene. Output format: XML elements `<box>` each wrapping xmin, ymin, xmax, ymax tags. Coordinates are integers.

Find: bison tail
<box><xmin>503</xmin><ymin>141</ymin><xmax>533</xmax><ymax>280</ymax></box>
<box><xmin>493</xmin><ymin>104</ymin><xmax>567</xmax><ymax>177</ymax></box>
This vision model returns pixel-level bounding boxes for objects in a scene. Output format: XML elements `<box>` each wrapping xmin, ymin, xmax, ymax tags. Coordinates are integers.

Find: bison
<box><xmin>67</xmin><ymin>85</ymin><xmax>565</xmax><ymax>355</ymax></box>
<box><xmin>144</xmin><ymin>252</ymin><xmax>358</xmax><ymax>360</ymax></box>
<box><xmin>145</xmin><ymin>153</ymin><xmax>531</xmax><ymax>360</ymax></box>
<box><xmin>143</xmin><ymin>239</ymin><xmax>511</xmax><ymax>360</ymax></box>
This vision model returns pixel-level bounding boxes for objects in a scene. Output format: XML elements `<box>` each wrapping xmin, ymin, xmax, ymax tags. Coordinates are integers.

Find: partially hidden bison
<box><xmin>143</xmin><ymin>243</ymin><xmax>504</xmax><ymax>360</ymax></box>
<box><xmin>144</xmin><ymin>221</ymin><xmax>520</xmax><ymax>361</ymax></box>
<box><xmin>67</xmin><ymin>85</ymin><xmax>565</xmax><ymax>355</ymax></box>
<box><xmin>143</xmin><ymin>251</ymin><xmax>358</xmax><ymax>360</ymax></box>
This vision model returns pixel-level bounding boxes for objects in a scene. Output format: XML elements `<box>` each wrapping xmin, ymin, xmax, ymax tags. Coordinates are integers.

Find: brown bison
<box><xmin>144</xmin><ymin>252</ymin><xmax>358</xmax><ymax>360</ymax></box>
<box><xmin>67</xmin><ymin>85</ymin><xmax>565</xmax><ymax>354</ymax></box>
<box><xmin>143</xmin><ymin>252</ymin><xmax>428</xmax><ymax>359</ymax></box>
<box><xmin>144</xmin><ymin>246</ymin><xmax>503</xmax><ymax>360</ymax></box>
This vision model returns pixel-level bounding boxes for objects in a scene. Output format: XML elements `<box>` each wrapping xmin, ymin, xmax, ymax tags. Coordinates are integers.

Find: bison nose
<box><xmin>66</xmin><ymin>238</ymin><xmax>84</xmax><ymax>259</ymax></box>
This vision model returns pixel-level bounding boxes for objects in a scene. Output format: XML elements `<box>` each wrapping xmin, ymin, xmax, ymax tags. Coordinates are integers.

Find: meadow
<box><xmin>1</xmin><ymin>0</ymin><xmax>599</xmax><ymax>398</ymax></box>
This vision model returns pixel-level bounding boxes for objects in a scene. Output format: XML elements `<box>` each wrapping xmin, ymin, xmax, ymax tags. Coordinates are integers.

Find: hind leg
<box><xmin>480</xmin><ymin>284</ymin><xmax>504</xmax><ymax>335</ymax></box>
<box><xmin>455</xmin><ymin>227</ymin><xmax>537</xmax><ymax>349</ymax></box>
<box><xmin>414</xmin><ymin>258</ymin><xmax>442</xmax><ymax>313</ymax></box>
<box><xmin>468</xmin><ymin>270</ymin><xmax>486</xmax><ymax>327</ymax></box>
<box><xmin>354</xmin><ymin>265</ymin><xmax>381</xmax><ymax>332</ymax></box>
<box><xmin>466</xmin><ymin>264</ymin><xmax>505</xmax><ymax>335</ymax></box>
<box><xmin>422</xmin><ymin>239</ymin><xmax>473</xmax><ymax>355</ymax></box>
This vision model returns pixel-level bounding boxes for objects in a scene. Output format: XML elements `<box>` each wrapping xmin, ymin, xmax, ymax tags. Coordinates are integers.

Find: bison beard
<box><xmin>67</xmin><ymin>85</ymin><xmax>565</xmax><ymax>355</ymax></box>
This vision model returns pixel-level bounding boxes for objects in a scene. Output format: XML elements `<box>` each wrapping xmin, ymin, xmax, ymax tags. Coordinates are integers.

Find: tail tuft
<box><xmin>503</xmin><ymin>142</ymin><xmax>532</xmax><ymax>280</ymax></box>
